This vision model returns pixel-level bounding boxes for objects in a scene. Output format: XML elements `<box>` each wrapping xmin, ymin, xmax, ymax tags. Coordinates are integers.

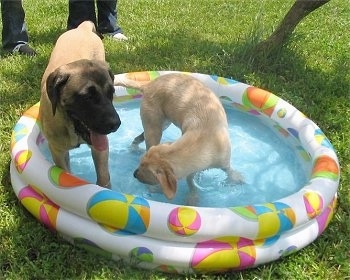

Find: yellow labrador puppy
<box><xmin>40</xmin><ymin>21</ymin><xmax>120</xmax><ymax>187</ymax></box>
<box><xmin>115</xmin><ymin>73</ymin><xmax>244</xmax><ymax>200</ymax></box>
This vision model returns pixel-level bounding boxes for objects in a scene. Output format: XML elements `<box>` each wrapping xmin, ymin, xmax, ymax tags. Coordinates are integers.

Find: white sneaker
<box><xmin>112</xmin><ymin>33</ymin><xmax>128</xmax><ymax>41</ymax></box>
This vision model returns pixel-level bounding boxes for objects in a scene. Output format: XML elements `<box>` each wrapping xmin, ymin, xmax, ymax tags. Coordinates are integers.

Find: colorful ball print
<box><xmin>123</xmin><ymin>71</ymin><xmax>160</xmax><ymax>95</ymax></box>
<box><xmin>287</xmin><ymin>127</ymin><xmax>299</xmax><ymax>139</ymax></box>
<box><xmin>314</xmin><ymin>129</ymin><xmax>333</xmax><ymax>149</ymax></box>
<box><xmin>277</xmin><ymin>108</ymin><xmax>287</xmax><ymax>118</ymax></box>
<box><xmin>11</xmin><ymin>123</ymin><xmax>28</xmax><ymax>150</ymax></box>
<box><xmin>231</xmin><ymin>202</ymin><xmax>296</xmax><ymax>239</ymax></box>
<box><xmin>242</xmin><ymin>87</ymin><xmax>279</xmax><ymax>117</ymax></box>
<box><xmin>14</xmin><ymin>150</ymin><xmax>32</xmax><ymax>174</ymax></box>
<box><xmin>296</xmin><ymin>145</ymin><xmax>311</xmax><ymax>161</ymax></box>
<box><xmin>210</xmin><ymin>75</ymin><xmax>238</xmax><ymax>85</ymax></box>
<box><xmin>125</xmin><ymin>70</ymin><xmax>160</xmax><ymax>82</ymax></box>
<box><xmin>23</xmin><ymin>103</ymin><xmax>40</xmax><ymax>120</ymax></box>
<box><xmin>279</xmin><ymin>245</ymin><xmax>298</xmax><ymax>257</ymax></box>
<box><xmin>155</xmin><ymin>265</ymin><xmax>178</xmax><ymax>274</ymax></box>
<box><xmin>48</xmin><ymin>166</ymin><xmax>89</xmax><ymax>188</ymax></box>
<box><xmin>311</xmin><ymin>155</ymin><xmax>339</xmax><ymax>181</ymax></box>
<box><xmin>35</xmin><ymin>132</ymin><xmax>46</xmax><ymax>146</ymax></box>
<box><xmin>191</xmin><ymin>237</ymin><xmax>256</xmax><ymax>272</ymax></box>
<box><xmin>18</xmin><ymin>185</ymin><xmax>59</xmax><ymax>231</ymax></box>
<box><xmin>273</xmin><ymin>124</ymin><xmax>290</xmax><ymax>137</ymax></box>
<box><xmin>129</xmin><ymin>247</ymin><xmax>153</xmax><ymax>264</ymax></box>
<box><xmin>303</xmin><ymin>191</ymin><xmax>324</xmax><ymax>219</ymax></box>
<box><xmin>316</xmin><ymin>197</ymin><xmax>337</xmax><ymax>236</ymax></box>
<box><xmin>87</xmin><ymin>190</ymin><xmax>150</xmax><ymax>235</ymax></box>
<box><xmin>232</xmin><ymin>102</ymin><xmax>261</xmax><ymax>116</ymax></box>
<box><xmin>168</xmin><ymin>207</ymin><xmax>201</xmax><ymax>236</ymax></box>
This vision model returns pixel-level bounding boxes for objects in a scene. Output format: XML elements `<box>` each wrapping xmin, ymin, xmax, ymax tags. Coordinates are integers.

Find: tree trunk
<box><xmin>254</xmin><ymin>0</ymin><xmax>330</xmax><ymax>56</ymax></box>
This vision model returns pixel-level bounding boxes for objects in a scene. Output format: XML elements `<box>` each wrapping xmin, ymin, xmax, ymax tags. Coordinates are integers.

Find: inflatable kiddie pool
<box><xmin>10</xmin><ymin>71</ymin><xmax>339</xmax><ymax>274</ymax></box>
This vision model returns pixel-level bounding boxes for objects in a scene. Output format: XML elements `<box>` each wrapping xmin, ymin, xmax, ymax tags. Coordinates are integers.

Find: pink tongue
<box><xmin>90</xmin><ymin>131</ymin><xmax>108</xmax><ymax>151</ymax></box>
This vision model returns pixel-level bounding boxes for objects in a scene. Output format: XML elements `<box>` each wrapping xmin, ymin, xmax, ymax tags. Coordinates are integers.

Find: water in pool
<box><xmin>42</xmin><ymin>99</ymin><xmax>310</xmax><ymax>207</ymax></box>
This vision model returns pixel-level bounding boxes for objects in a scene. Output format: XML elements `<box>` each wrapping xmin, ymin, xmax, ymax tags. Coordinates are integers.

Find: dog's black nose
<box><xmin>133</xmin><ymin>169</ymin><xmax>138</xmax><ymax>178</ymax></box>
<box><xmin>105</xmin><ymin>114</ymin><xmax>121</xmax><ymax>133</ymax></box>
<box><xmin>110</xmin><ymin>117</ymin><xmax>121</xmax><ymax>132</ymax></box>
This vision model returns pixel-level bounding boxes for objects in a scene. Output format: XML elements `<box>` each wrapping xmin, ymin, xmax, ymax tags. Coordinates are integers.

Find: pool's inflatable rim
<box><xmin>10</xmin><ymin>71</ymin><xmax>339</xmax><ymax>274</ymax></box>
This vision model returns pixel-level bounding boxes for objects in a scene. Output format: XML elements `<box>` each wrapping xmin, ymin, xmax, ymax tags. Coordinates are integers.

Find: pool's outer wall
<box><xmin>10</xmin><ymin>71</ymin><xmax>339</xmax><ymax>274</ymax></box>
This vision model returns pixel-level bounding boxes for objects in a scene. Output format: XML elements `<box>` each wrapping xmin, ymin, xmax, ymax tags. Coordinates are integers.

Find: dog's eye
<box><xmin>84</xmin><ymin>93</ymin><xmax>100</xmax><ymax>103</ymax></box>
<box><xmin>81</xmin><ymin>86</ymin><xmax>101</xmax><ymax>103</ymax></box>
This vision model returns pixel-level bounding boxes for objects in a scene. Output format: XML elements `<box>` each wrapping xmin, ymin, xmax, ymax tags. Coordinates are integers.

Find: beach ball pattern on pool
<box><xmin>242</xmin><ymin>87</ymin><xmax>279</xmax><ymax>117</ymax></box>
<box><xmin>296</xmin><ymin>145</ymin><xmax>311</xmax><ymax>161</ymax></box>
<box><xmin>314</xmin><ymin>129</ymin><xmax>333</xmax><ymax>149</ymax></box>
<box><xmin>23</xmin><ymin>103</ymin><xmax>40</xmax><ymax>120</ymax></box>
<box><xmin>87</xmin><ymin>190</ymin><xmax>150</xmax><ymax>235</ymax></box>
<box><xmin>14</xmin><ymin>150</ymin><xmax>32</xmax><ymax>174</ymax></box>
<box><xmin>303</xmin><ymin>191</ymin><xmax>324</xmax><ymax>219</ymax></box>
<box><xmin>210</xmin><ymin>75</ymin><xmax>238</xmax><ymax>85</ymax></box>
<box><xmin>126</xmin><ymin>70</ymin><xmax>160</xmax><ymax>82</ymax></box>
<box><xmin>122</xmin><ymin>71</ymin><xmax>160</xmax><ymax>96</ymax></box>
<box><xmin>129</xmin><ymin>247</ymin><xmax>154</xmax><ymax>264</ymax></box>
<box><xmin>48</xmin><ymin>166</ymin><xmax>89</xmax><ymax>188</ymax></box>
<box><xmin>156</xmin><ymin>265</ymin><xmax>178</xmax><ymax>274</ymax></box>
<box><xmin>11</xmin><ymin>123</ymin><xmax>28</xmax><ymax>149</ymax></box>
<box><xmin>36</xmin><ymin>132</ymin><xmax>46</xmax><ymax>146</ymax></box>
<box><xmin>231</xmin><ymin>202</ymin><xmax>296</xmax><ymax>239</ymax></box>
<box><xmin>168</xmin><ymin>207</ymin><xmax>201</xmax><ymax>236</ymax></box>
<box><xmin>18</xmin><ymin>185</ymin><xmax>59</xmax><ymax>231</ymax></box>
<box><xmin>191</xmin><ymin>237</ymin><xmax>256</xmax><ymax>272</ymax></box>
<box><xmin>311</xmin><ymin>155</ymin><xmax>339</xmax><ymax>181</ymax></box>
<box><xmin>277</xmin><ymin>108</ymin><xmax>287</xmax><ymax>118</ymax></box>
<box><xmin>232</xmin><ymin>102</ymin><xmax>261</xmax><ymax>116</ymax></box>
<box><xmin>287</xmin><ymin>127</ymin><xmax>299</xmax><ymax>139</ymax></box>
<box><xmin>273</xmin><ymin>123</ymin><xmax>290</xmax><ymax>137</ymax></box>
<box><xmin>279</xmin><ymin>245</ymin><xmax>298</xmax><ymax>257</ymax></box>
<box><xmin>316</xmin><ymin>197</ymin><xmax>337</xmax><ymax>236</ymax></box>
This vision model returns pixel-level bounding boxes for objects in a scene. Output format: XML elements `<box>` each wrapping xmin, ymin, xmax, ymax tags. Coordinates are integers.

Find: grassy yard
<box><xmin>1</xmin><ymin>0</ymin><xmax>349</xmax><ymax>279</ymax></box>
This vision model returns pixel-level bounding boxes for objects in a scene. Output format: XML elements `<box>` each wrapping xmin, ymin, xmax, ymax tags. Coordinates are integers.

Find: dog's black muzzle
<box><xmin>102</xmin><ymin>112</ymin><xmax>121</xmax><ymax>134</ymax></box>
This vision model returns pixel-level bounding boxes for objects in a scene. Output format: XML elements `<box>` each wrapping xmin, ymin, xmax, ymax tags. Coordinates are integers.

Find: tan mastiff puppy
<box><xmin>40</xmin><ymin>21</ymin><xmax>120</xmax><ymax>187</ymax></box>
<box><xmin>115</xmin><ymin>73</ymin><xmax>244</xmax><ymax>200</ymax></box>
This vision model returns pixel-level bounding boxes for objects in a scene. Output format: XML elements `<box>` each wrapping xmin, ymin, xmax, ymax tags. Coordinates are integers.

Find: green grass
<box><xmin>1</xmin><ymin>0</ymin><xmax>349</xmax><ymax>279</ymax></box>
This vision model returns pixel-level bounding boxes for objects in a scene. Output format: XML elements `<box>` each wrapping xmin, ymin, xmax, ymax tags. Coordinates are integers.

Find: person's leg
<box><xmin>1</xmin><ymin>0</ymin><xmax>35</xmax><ymax>54</ymax></box>
<box><xmin>67</xmin><ymin>0</ymin><xmax>96</xmax><ymax>30</ymax></box>
<box><xmin>96</xmin><ymin>0</ymin><xmax>126</xmax><ymax>39</ymax></box>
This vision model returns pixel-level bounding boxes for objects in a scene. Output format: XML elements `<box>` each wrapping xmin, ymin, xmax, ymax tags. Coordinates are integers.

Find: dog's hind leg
<box><xmin>132</xmin><ymin>132</ymin><xmax>145</xmax><ymax>145</ymax></box>
<box><xmin>224</xmin><ymin>167</ymin><xmax>245</xmax><ymax>185</ymax></box>
<box><xmin>186</xmin><ymin>173</ymin><xmax>199</xmax><ymax>206</ymax></box>
<box><xmin>131</xmin><ymin>132</ymin><xmax>145</xmax><ymax>151</ymax></box>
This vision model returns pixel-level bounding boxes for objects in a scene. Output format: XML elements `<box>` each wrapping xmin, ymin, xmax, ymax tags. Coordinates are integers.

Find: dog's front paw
<box><xmin>97</xmin><ymin>180</ymin><xmax>111</xmax><ymax>189</ymax></box>
<box><xmin>130</xmin><ymin>143</ymin><xmax>145</xmax><ymax>154</ymax></box>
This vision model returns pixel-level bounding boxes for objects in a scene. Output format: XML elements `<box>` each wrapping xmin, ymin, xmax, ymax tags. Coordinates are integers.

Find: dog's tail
<box><xmin>76</xmin><ymin>20</ymin><xmax>104</xmax><ymax>39</ymax></box>
<box><xmin>77</xmin><ymin>21</ymin><xmax>97</xmax><ymax>33</ymax></box>
<box><xmin>114</xmin><ymin>73</ymin><xmax>151</xmax><ymax>90</ymax></box>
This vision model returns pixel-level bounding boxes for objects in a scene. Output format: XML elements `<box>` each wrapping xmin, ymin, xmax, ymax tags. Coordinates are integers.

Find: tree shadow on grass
<box><xmin>108</xmin><ymin>28</ymin><xmax>349</xmax><ymax>122</ymax></box>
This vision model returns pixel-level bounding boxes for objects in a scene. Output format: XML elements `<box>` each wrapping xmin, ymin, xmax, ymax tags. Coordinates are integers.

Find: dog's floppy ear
<box><xmin>46</xmin><ymin>69</ymin><xmax>70</xmax><ymax>116</ymax></box>
<box><xmin>108</xmin><ymin>68</ymin><xmax>114</xmax><ymax>82</ymax></box>
<box><xmin>153</xmin><ymin>165</ymin><xmax>177</xmax><ymax>200</ymax></box>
